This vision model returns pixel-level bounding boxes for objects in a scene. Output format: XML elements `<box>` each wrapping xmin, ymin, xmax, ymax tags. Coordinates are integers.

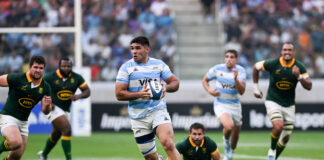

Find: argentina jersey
<box><xmin>116</xmin><ymin>57</ymin><xmax>173</xmax><ymax>119</ymax></box>
<box><xmin>206</xmin><ymin>64</ymin><xmax>246</xmax><ymax>106</ymax></box>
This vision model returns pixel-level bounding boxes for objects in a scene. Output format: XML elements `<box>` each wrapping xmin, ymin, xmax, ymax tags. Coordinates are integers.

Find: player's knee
<box><xmin>62</xmin><ymin>128</ymin><xmax>71</xmax><ymax>136</ymax></box>
<box><xmin>273</xmin><ymin>123</ymin><xmax>284</xmax><ymax>132</ymax></box>
<box><xmin>7</xmin><ymin>139</ymin><xmax>22</xmax><ymax>150</ymax></box>
<box><xmin>224</xmin><ymin>123</ymin><xmax>234</xmax><ymax>131</ymax></box>
<box><xmin>160</xmin><ymin>138</ymin><xmax>175</xmax><ymax>151</ymax></box>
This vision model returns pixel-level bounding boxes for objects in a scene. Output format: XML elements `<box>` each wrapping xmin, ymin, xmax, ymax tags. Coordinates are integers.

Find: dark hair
<box><xmin>225</xmin><ymin>49</ymin><xmax>238</xmax><ymax>58</ymax></box>
<box><xmin>189</xmin><ymin>122</ymin><xmax>205</xmax><ymax>133</ymax></box>
<box><xmin>59</xmin><ymin>57</ymin><xmax>72</xmax><ymax>66</ymax></box>
<box><xmin>282</xmin><ymin>42</ymin><xmax>295</xmax><ymax>49</ymax></box>
<box><xmin>29</xmin><ymin>56</ymin><xmax>46</xmax><ymax>67</ymax></box>
<box><xmin>130</xmin><ymin>36</ymin><xmax>150</xmax><ymax>47</ymax></box>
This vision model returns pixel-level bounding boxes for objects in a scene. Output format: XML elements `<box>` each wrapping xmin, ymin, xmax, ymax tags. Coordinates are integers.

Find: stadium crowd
<box><xmin>0</xmin><ymin>0</ymin><xmax>176</xmax><ymax>81</ymax></box>
<box><xmin>220</xmin><ymin>0</ymin><xmax>324</xmax><ymax>78</ymax></box>
<box><xmin>1</xmin><ymin>0</ymin><xmax>324</xmax><ymax>80</ymax></box>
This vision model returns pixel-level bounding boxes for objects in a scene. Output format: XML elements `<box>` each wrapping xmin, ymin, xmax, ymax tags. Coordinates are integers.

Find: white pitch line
<box><xmin>233</xmin><ymin>154</ymin><xmax>323</xmax><ymax>160</ymax></box>
<box><xmin>218</xmin><ymin>142</ymin><xmax>322</xmax><ymax>149</ymax></box>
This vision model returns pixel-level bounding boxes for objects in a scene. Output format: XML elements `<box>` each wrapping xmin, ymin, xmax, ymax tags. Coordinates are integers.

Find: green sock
<box><xmin>42</xmin><ymin>136</ymin><xmax>57</xmax><ymax>157</ymax></box>
<box><xmin>61</xmin><ymin>136</ymin><xmax>71</xmax><ymax>160</ymax></box>
<box><xmin>270</xmin><ymin>133</ymin><xmax>279</xmax><ymax>150</ymax></box>
<box><xmin>0</xmin><ymin>140</ymin><xmax>9</xmax><ymax>153</ymax></box>
<box><xmin>275</xmin><ymin>142</ymin><xmax>285</xmax><ymax>159</ymax></box>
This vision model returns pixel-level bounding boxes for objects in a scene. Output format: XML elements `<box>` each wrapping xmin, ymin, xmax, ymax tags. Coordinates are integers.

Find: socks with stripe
<box><xmin>0</xmin><ymin>139</ymin><xmax>9</xmax><ymax>153</ymax></box>
<box><xmin>270</xmin><ymin>133</ymin><xmax>279</xmax><ymax>150</ymax></box>
<box><xmin>275</xmin><ymin>141</ymin><xmax>285</xmax><ymax>159</ymax></box>
<box><xmin>42</xmin><ymin>136</ymin><xmax>57</xmax><ymax>157</ymax></box>
<box><xmin>61</xmin><ymin>136</ymin><xmax>72</xmax><ymax>160</ymax></box>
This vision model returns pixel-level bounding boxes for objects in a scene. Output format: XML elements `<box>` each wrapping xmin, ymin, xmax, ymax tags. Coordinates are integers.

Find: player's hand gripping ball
<box><xmin>146</xmin><ymin>80</ymin><xmax>163</xmax><ymax>100</ymax></box>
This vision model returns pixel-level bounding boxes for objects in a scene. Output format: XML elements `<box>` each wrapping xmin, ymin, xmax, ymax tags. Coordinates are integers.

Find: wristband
<box><xmin>253</xmin><ymin>83</ymin><xmax>261</xmax><ymax>94</ymax></box>
<box><xmin>298</xmin><ymin>75</ymin><xmax>303</xmax><ymax>80</ymax></box>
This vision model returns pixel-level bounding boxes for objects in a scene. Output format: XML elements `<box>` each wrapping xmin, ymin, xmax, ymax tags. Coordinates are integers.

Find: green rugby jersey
<box><xmin>176</xmin><ymin>136</ymin><xmax>218</xmax><ymax>160</ymax></box>
<box><xmin>43</xmin><ymin>69</ymin><xmax>86</xmax><ymax>112</ymax></box>
<box><xmin>261</xmin><ymin>57</ymin><xmax>308</xmax><ymax>107</ymax></box>
<box><xmin>0</xmin><ymin>72</ymin><xmax>51</xmax><ymax>121</ymax></box>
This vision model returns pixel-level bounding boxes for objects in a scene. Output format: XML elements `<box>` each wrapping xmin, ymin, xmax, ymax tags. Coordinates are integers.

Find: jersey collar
<box><xmin>189</xmin><ymin>136</ymin><xmax>205</xmax><ymax>148</ymax></box>
<box><xmin>279</xmin><ymin>57</ymin><xmax>295</xmax><ymax>68</ymax></box>
<box><xmin>26</xmin><ymin>72</ymin><xmax>42</xmax><ymax>86</ymax></box>
<box><xmin>56</xmin><ymin>69</ymin><xmax>71</xmax><ymax>79</ymax></box>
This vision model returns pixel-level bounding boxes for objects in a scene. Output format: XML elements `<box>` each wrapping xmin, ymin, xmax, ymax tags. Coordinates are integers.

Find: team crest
<box><xmin>133</xmin><ymin>68</ymin><xmax>138</xmax><ymax>72</ymax></box>
<box><xmin>202</xmin><ymin>148</ymin><xmax>207</xmax><ymax>154</ymax></box>
<box><xmin>21</xmin><ymin>85</ymin><xmax>27</xmax><ymax>91</ymax></box>
<box><xmin>39</xmin><ymin>87</ymin><xmax>43</xmax><ymax>94</ymax></box>
<box><xmin>275</xmin><ymin>69</ymin><xmax>280</xmax><ymax>74</ymax></box>
<box><xmin>55</xmin><ymin>79</ymin><xmax>60</xmax><ymax>85</ymax></box>
<box><xmin>71</xmin><ymin>78</ymin><xmax>75</xmax><ymax>83</ymax></box>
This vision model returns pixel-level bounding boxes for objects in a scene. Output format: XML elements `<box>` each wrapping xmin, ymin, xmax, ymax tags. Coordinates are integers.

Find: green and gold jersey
<box><xmin>0</xmin><ymin>72</ymin><xmax>51</xmax><ymax>121</ymax></box>
<box><xmin>261</xmin><ymin>57</ymin><xmax>308</xmax><ymax>107</ymax></box>
<box><xmin>43</xmin><ymin>69</ymin><xmax>86</xmax><ymax>112</ymax></box>
<box><xmin>176</xmin><ymin>136</ymin><xmax>218</xmax><ymax>160</ymax></box>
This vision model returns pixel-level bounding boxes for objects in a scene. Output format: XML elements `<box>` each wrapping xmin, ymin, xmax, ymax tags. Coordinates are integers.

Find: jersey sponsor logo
<box><xmin>139</xmin><ymin>79</ymin><xmax>158</xmax><ymax>86</ymax></box>
<box><xmin>18</xmin><ymin>98</ymin><xmax>36</xmax><ymax>108</ymax></box>
<box><xmin>221</xmin><ymin>83</ymin><xmax>235</xmax><ymax>89</ymax></box>
<box><xmin>57</xmin><ymin>90</ymin><xmax>73</xmax><ymax>100</ymax></box>
<box><xmin>276</xmin><ymin>81</ymin><xmax>293</xmax><ymax>90</ymax></box>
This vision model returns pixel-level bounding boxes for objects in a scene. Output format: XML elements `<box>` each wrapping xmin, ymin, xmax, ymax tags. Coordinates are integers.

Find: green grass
<box><xmin>2</xmin><ymin>131</ymin><xmax>323</xmax><ymax>160</ymax></box>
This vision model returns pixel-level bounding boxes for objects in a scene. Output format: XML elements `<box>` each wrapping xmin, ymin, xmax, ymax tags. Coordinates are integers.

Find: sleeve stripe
<box><xmin>4</xmin><ymin>74</ymin><xmax>8</xmax><ymax>86</ymax></box>
<box><xmin>211</xmin><ymin>148</ymin><xmax>218</xmax><ymax>155</ymax></box>
<box><xmin>79</xmin><ymin>82</ymin><xmax>87</xmax><ymax>88</ymax></box>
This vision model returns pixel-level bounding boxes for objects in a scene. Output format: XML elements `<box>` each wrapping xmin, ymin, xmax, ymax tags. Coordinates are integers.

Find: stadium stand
<box><xmin>0</xmin><ymin>0</ymin><xmax>176</xmax><ymax>81</ymax></box>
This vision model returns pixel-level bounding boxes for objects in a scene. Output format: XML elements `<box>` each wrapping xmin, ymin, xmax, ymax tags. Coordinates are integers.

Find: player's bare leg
<box><xmin>156</xmin><ymin>123</ymin><xmax>180</xmax><ymax>160</ymax></box>
<box><xmin>219</xmin><ymin>113</ymin><xmax>234</xmax><ymax>160</ymax></box>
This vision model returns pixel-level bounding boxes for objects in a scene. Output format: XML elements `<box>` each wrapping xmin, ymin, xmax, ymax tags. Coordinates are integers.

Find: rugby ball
<box><xmin>146</xmin><ymin>80</ymin><xmax>163</xmax><ymax>100</ymax></box>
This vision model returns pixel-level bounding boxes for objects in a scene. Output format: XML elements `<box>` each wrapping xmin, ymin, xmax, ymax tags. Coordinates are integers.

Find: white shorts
<box><xmin>46</xmin><ymin>106</ymin><xmax>70</xmax><ymax>122</ymax></box>
<box><xmin>0</xmin><ymin>114</ymin><xmax>29</xmax><ymax>136</ymax></box>
<box><xmin>214</xmin><ymin>103</ymin><xmax>242</xmax><ymax>126</ymax></box>
<box><xmin>131</xmin><ymin>108</ymin><xmax>171</xmax><ymax>138</ymax></box>
<box><xmin>265</xmin><ymin>100</ymin><xmax>295</xmax><ymax>123</ymax></box>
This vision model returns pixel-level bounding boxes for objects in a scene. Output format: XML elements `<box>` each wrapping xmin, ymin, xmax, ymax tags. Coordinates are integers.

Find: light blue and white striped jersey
<box><xmin>116</xmin><ymin>57</ymin><xmax>173</xmax><ymax>119</ymax></box>
<box><xmin>206</xmin><ymin>64</ymin><xmax>246</xmax><ymax>106</ymax></box>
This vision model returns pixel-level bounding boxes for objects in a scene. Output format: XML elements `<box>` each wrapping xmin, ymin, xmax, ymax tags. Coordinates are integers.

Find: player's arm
<box><xmin>164</xmin><ymin>75</ymin><xmax>179</xmax><ymax>92</ymax></box>
<box><xmin>233</xmin><ymin>68</ymin><xmax>245</xmax><ymax>95</ymax></box>
<box><xmin>41</xmin><ymin>96</ymin><xmax>52</xmax><ymax>115</ymax></box>
<box><xmin>292</xmin><ymin>65</ymin><xmax>312</xmax><ymax>90</ymax></box>
<box><xmin>211</xmin><ymin>148</ymin><xmax>221</xmax><ymax>160</ymax></box>
<box><xmin>0</xmin><ymin>74</ymin><xmax>8</xmax><ymax>87</ymax></box>
<box><xmin>71</xmin><ymin>83</ymin><xmax>91</xmax><ymax>101</ymax></box>
<box><xmin>202</xmin><ymin>75</ymin><xmax>220</xmax><ymax>97</ymax></box>
<box><xmin>115</xmin><ymin>82</ymin><xmax>151</xmax><ymax>101</ymax></box>
<box><xmin>253</xmin><ymin>61</ymin><xmax>264</xmax><ymax>98</ymax></box>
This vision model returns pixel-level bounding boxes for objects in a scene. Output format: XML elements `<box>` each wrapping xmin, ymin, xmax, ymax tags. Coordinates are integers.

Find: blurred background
<box><xmin>0</xmin><ymin>0</ymin><xmax>324</xmax><ymax>159</ymax></box>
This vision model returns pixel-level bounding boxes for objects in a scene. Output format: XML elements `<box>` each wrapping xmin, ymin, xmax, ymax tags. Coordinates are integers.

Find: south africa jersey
<box><xmin>261</xmin><ymin>57</ymin><xmax>308</xmax><ymax>107</ymax></box>
<box><xmin>0</xmin><ymin>72</ymin><xmax>51</xmax><ymax>121</ymax></box>
<box><xmin>176</xmin><ymin>136</ymin><xmax>218</xmax><ymax>160</ymax></box>
<box><xmin>206</xmin><ymin>64</ymin><xmax>246</xmax><ymax>106</ymax></box>
<box><xmin>116</xmin><ymin>57</ymin><xmax>173</xmax><ymax>119</ymax></box>
<box><xmin>43</xmin><ymin>69</ymin><xmax>87</xmax><ymax>112</ymax></box>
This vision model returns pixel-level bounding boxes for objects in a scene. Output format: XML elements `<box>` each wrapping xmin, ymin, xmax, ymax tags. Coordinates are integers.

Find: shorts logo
<box><xmin>57</xmin><ymin>90</ymin><xmax>73</xmax><ymax>100</ymax></box>
<box><xmin>18</xmin><ymin>98</ymin><xmax>36</xmax><ymax>108</ymax></box>
<box><xmin>276</xmin><ymin>81</ymin><xmax>293</xmax><ymax>90</ymax></box>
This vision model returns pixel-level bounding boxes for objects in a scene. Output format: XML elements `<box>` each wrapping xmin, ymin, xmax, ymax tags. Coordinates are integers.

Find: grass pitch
<box><xmin>2</xmin><ymin>131</ymin><xmax>323</xmax><ymax>160</ymax></box>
